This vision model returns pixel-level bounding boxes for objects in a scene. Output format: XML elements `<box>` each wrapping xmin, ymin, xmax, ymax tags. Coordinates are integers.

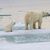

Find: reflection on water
<box><xmin>0</xmin><ymin>33</ymin><xmax>50</xmax><ymax>44</ymax></box>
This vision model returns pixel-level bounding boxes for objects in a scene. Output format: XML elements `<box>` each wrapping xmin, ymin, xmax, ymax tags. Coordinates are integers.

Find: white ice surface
<box><xmin>0</xmin><ymin>29</ymin><xmax>50</xmax><ymax>36</ymax></box>
<box><xmin>0</xmin><ymin>41</ymin><xmax>50</xmax><ymax>50</ymax></box>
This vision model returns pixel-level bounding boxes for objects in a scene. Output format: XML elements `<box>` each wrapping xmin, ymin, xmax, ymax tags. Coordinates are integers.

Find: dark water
<box><xmin>0</xmin><ymin>33</ymin><xmax>50</xmax><ymax>44</ymax></box>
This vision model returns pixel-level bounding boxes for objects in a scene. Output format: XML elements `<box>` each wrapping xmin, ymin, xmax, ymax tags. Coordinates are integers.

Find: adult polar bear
<box><xmin>2</xmin><ymin>16</ymin><xmax>15</xmax><ymax>32</ymax></box>
<box><xmin>25</xmin><ymin>11</ymin><xmax>50</xmax><ymax>30</ymax></box>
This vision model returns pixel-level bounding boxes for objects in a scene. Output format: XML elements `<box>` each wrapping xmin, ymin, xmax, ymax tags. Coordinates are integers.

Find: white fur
<box><xmin>25</xmin><ymin>11</ymin><xmax>48</xmax><ymax>29</ymax></box>
<box><xmin>1</xmin><ymin>16</ymin><xmax>15</xmax><ymax>32</ymax></box>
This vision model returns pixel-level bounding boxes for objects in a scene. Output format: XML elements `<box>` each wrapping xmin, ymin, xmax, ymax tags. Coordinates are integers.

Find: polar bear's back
<box><xmin>25</xmin><ymin>11</ymin><xmax>42</xmax><ymax>23</ymax></box>
<box><xmin>32</xmin><ymin>12</ymin><xmax>42</xmax><ymax>22</ymax></box>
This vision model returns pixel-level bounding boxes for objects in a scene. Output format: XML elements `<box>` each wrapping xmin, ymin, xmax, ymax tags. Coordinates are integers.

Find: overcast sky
<box><xmin>0</xmin><ymin>0</ymin><xmax>50</xmax><ymax>8</ymax></box>
<box><xmin>0</xmin><ymin>0</ymin><xmax>50</xmax><ymax>16</ymax></box>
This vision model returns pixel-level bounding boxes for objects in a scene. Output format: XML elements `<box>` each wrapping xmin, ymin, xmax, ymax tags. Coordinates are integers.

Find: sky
<box><xmin>0</xmin><ymin>0</ymin><xmax>50</xmax><ymax>9</ymax></box>
<box><xmin>0</xmin><ymin>0</ymin><xmax>50</xmax><ymax>16</ymax></box>
<box><xmin>0</xmin><ymin>0</ymin><xmax>50</xmax><ymax>12</ymax></box>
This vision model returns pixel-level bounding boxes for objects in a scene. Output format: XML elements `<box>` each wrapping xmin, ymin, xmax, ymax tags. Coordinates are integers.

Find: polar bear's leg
<box><xmin>30</xmin><ymin>22</ymin><xmax>33</xmax><ymax>30</ymax></box>
<box><xmin>33</xmin><ymin>23</ymin><xmax>36</xmax><ymax>29</ymax></box>
<box><xmin>25</xmin><ymin>22</ymin><xmax>28</xmax><ymax>30</ymax></box>
<box><xmin>38</xmin><ymin>20</ymin><xmax>42</xmax><ymax>29</ymax></box>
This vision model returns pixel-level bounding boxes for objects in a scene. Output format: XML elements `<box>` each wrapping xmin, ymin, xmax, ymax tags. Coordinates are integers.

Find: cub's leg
<box><xmin>4</xmin><ymin>25</ymin><xmax>12</xmax><ymax>32</ymax></box>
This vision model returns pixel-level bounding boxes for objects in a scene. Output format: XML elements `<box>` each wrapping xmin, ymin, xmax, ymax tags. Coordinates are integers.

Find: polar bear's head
<box><xmin>42</xmin><ymin>12</ymin><xmax>50</xmax><ymax>17</ymax></box>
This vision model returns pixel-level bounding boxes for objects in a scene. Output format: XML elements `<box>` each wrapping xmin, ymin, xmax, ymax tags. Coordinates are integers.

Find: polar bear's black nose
<box><xmin>48</xmin><ymin>13</ymin><xmax>50</xmax><ymax>16</ymax></box>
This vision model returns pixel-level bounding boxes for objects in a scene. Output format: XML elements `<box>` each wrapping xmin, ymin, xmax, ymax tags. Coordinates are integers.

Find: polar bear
<box><xmin>24</xmin><ymin>11</ymin><xmax>49</xmax><ymax>30</ymax></box>
<box><xmin>4</xmin><ymin>21</ymin><xmax>15</xmax><ymax>32</ymax></box>
<box><xmin>2</xmin><ymin>16</ymin><xmax>15</xmax><ymax>32</ymax></box>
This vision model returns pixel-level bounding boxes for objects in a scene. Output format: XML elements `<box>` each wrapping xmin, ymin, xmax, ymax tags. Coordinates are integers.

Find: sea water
<box><xmin>0</xmin><ymin>33</ymin><xmax>50</xmax><ymax>44</ymax></box>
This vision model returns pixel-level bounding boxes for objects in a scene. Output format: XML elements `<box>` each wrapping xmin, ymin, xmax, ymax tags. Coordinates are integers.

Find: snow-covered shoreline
<box><xmin>0</xmin><ymin>29</ymin><xmax>50</xmax><ymax>36</ymax></box>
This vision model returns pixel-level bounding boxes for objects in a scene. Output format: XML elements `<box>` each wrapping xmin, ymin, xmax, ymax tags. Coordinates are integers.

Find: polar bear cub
<box><xmin>24</xmin><ymin>11</ymin><xmax>49</xmax><ymax>30</ymax></box>
<box><xmin>2</xmin><ymin>16</ymin><xmax>15</xmax><ymax>32</ymax></box>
